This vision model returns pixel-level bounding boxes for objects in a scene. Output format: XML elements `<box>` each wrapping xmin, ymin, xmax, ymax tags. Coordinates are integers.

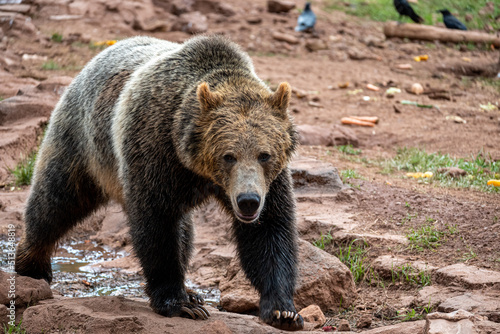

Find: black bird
<box><xmin>393</xmin><ymin>0</ymin><xmax>424</xmax><ymax>23</ymax></box>
<box><xmin>295</xmin><ymin>2</ymin><xmax>316</xmax><ymax>32</ymax></box>
<box><xmin>438</xmin><ymin>9</ymin><xmax>467</xmax><ymax>30</ymax></box>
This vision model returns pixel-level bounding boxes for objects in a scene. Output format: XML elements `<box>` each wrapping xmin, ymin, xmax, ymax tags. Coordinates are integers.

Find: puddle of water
<box><xmin>0</xmin><ymin>238</ymin><xmax>221</xmax><ymax>305</ymax></box>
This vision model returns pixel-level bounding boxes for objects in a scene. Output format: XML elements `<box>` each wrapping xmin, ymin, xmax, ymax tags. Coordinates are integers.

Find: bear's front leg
<box><xmin>231</xmin><ymin>169</ymin><xmax>304</xmax><ymax>331</ymax></box>
<box><xmin>127</xmin><ymin>196</ymin><xmax>210</xmax><ymax>320</ymax></box>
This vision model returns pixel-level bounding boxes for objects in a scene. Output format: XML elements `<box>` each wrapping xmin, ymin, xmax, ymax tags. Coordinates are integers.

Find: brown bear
<box><xmin>15</xmin><ymin>35</ymin><xmax>303</xmax><ymax>330</ymax></box>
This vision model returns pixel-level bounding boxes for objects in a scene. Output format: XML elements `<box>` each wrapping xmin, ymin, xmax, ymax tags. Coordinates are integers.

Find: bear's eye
<box><xmin>224</xmin><ymin>154</ymin><xmax>237</xmax><ymax>163</ymax></box>
<box><xmin>258</xmin><ymin>153</ymin><xmax>271</xmax><ymax>163</ymax></box>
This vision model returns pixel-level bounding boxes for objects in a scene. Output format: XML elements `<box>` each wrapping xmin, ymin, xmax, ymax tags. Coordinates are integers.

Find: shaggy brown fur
<box><xmin>16</xmin><ymin>35</ymin><xmax>303</xmax><ymax>331</ymax></box>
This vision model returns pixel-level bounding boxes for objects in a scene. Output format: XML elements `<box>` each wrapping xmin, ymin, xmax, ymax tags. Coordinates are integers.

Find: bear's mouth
<box><xmin>235</xmin><ymin>211</ymin><xmax>259</xmax><ymax>223</ymax></box>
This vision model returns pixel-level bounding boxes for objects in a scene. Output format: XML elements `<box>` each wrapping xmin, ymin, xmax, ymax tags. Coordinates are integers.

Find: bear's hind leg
<box><xmin>15</xmin><ymin>151</ymin><xmax>106</xmax><ymax>283</ymax></box>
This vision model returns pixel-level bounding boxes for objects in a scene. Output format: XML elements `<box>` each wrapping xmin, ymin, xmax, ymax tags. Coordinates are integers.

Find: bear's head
<box><xmin>190</xmin><ymin>81</ymin><xmax>297</xmax><ymax>223</ymax></box>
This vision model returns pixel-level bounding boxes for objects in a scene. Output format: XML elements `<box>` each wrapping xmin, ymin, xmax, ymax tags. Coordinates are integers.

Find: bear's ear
<box><xmin>197</xmin><ymin>82</ymin><xmax>222</xmax><ymax>112</ymax></box>
<box><xmin>268</xmin><ymin>82</ymin><xmax>291</xmax><ymax>119</ymax></box>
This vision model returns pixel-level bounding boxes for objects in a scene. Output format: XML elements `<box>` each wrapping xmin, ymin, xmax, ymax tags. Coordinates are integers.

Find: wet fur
<box><xmin>15</xmin><ymin>35</ymin><xmax>303</xmax><ymax>330</ymax></box>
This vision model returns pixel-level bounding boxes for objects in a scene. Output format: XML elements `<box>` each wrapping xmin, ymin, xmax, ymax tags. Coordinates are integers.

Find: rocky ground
<box><xmin>0</xmin><ymin>0</ymin><xmax>499</xmax><ymax>333</ymax></box>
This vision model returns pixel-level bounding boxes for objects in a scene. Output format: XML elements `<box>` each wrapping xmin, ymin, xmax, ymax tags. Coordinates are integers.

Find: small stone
<box><xmin>298</xmin><ymin>304</ymin><xmax>326</xmax><ymax>328</ymax></box>
<box><xmin>338</xmin><ymin>319</ymin><xmax>351</xmax><ymax>331</ymax></box>
<box><xmin>267</xmin><ymin>0</ymin><xmax>295</xmax><ymax>13</ymax></box>
<box><xmin>305</xmin><ymin>39</ymin><xmax>328</xmax><ymax>52</ymax></box>
<box><xmin>308</xmin><ymin>101</ymin><xmax>323</xmax><ymax>108</ymax></box>
<box><xmin>271</xmin><ymin>32</ymin><xmax>299</xmax><ymax>44</ymax></box>
<box><xmin>356</xmin><ymin>314</ymin><xmax>372</xmax><ymax>328</ymax></box>
<box><xmin>411</xmin><ymin>83</ymin><xmax>424</xmax><ymax>95</ymax></box>
<box><xmin>246</xmin><ymin>16</ymin><xmax>262</xmax><ymax>24</ymax></box>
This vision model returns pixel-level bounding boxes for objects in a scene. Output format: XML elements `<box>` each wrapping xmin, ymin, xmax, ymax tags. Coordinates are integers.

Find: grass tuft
<box><xmin>383</xmin><ymin>147</ymin><xmax>499</xmax><ymax>193</ymax></box>
<box><xmin>337</xmin><ymin>144</ymin><xmax>362</xmax><ymax>155</ymax></box>
<box><xmin>4</xmin><ymin>320</ymin><xmax>26</xmax><ymax>334</ymax></box>
<box><xmin>9</xmin><ymin>152</ymin><xmax>37</xmax><ymax>186</ymax></box>
<box><xmin>337</xmin><ymin>240</ymin><xmax>368</xmax><ymax>283</ymax></box>
<box><xmin>51</xmin><ymin>32</ymin><xmax>63</xmax><ymax>43</ymax></box>
<box><xmin>41</xmin><ymin>60</ymin><xmax>61</xmax><ymax>71</ymax></box>
<box><xmin>340</xmin><ymin>169</ymin><xmax>363</xmax><ymax>182</ymax></box>
<box><xmin>313</xmin><ymin>231</ymin><xmax>333</xmax><ymax>250</ymax></box>
<box><xmin>406</xmin><ymin>224</ymin><xmax>444</xmax><ymax>251</ymax></box>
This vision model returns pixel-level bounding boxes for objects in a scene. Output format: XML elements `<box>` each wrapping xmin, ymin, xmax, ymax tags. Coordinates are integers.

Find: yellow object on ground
<box><xmin>487</xmin><ymin>180</ymin><xmax>500</xmax><ymax>187</ymax></box>
<box><xmin>406</xmin><ymin>171</ymin><xmax>433</xmax><ymax>179</ymax></box>
<box><xmin>414</xmin><ymin>55</ymin><xmax>429</xmax><ymax>62</ymax></box>
<box><xmin>94</xmin><ymin>40</ymin><xmax>117</xmax><ymax>46</ymax></box>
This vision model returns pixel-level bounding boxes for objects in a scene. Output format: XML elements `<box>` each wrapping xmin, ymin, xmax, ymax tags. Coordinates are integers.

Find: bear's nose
<box><xmin>236</xmin><ymin>193</ymin><xmax>261</xmax><ymax>217</ymax></box>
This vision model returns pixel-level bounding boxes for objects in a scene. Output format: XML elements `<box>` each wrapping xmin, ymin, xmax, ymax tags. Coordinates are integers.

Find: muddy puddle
<box><xmin>0</xmin><ymin>238</ymin><xmax>220</xmax><ymax>306</ymax></box>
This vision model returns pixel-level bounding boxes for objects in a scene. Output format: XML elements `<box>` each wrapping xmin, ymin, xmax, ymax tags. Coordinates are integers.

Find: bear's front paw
<box><xmin>179</xmin><ymin>303</ymin><xmax>211</xmax><ymax>320</ymax></box>
<box><xmin>268</xmin><ymin>310</ymin><xmax>304</xmax><ymax>331</ymax></box>
<box><xmin>152</xmin><ymin>299</ymin><xmax>210</xmax><ymax>320</ymax></box>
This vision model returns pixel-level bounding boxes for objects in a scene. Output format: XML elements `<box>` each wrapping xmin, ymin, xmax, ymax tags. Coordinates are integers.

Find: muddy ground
<box><xmin>0</xmin><ymin>0</ymin><xmax>499</xmax><ymax>332</ymax></box>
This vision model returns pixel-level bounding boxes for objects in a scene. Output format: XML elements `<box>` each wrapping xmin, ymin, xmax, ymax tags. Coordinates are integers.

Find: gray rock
<box><xmin>438</xmin><ymin>293</ymin><xmax>500</xmax><ymax>322</ymax></box>
<box><xmin>435</xmin><ymin>263</ymin><xmax>500</xmax><ymax>290</ymax></box>
<box><xmin>290</xmin><ymin>157</ymin><xmax>343</xmax><ymax>191</ymax></box>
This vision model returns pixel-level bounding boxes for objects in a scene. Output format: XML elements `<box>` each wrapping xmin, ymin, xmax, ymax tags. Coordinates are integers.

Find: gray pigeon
<box><xmin>295</xmin><ymin>2</ymin><xmax>316</xmax><ymax>32</ymax></box>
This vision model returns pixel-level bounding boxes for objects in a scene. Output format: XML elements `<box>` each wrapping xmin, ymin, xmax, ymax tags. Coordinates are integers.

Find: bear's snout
<box><xmin>236</xmin><ymin>193</ymin><xmax>261</xmax><ymax>221</ymax></box>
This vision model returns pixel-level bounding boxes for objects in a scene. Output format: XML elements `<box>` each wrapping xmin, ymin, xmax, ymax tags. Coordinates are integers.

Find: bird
<box><xmin>438</xmin><ymin>9</ymin><xmax>467</xmax><ymax>30</ymax></box>
<box><xmin>295</xmin><ymin>2</ymin><xmax>316</xmax><ymax>32</ymax></box>
<box><xmin>393</xmin><ymin>0</ymin><xmax>424</xmax><ymax>23</ymax></box>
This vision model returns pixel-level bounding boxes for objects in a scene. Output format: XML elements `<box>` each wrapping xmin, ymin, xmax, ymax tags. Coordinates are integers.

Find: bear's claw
<box><xmin>186</xmin><ymin>288</ymin><xmax>205</xmax><ymax>305</ymax></box>
<box><xmin>180</xmin><ymin>304</ymin><xmax>210</xmax><ymax>320</ymax></box>
<box><xmin>271</xmin><ymin>310</ymin><xmax>304</xmax><ymax>331</ymax></box>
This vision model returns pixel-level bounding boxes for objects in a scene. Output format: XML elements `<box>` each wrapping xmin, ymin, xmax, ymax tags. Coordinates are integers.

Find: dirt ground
<box><xmin>1</xmin><ymin>0</ymin><xmax>499</xmax><ymax>332</ymax></box>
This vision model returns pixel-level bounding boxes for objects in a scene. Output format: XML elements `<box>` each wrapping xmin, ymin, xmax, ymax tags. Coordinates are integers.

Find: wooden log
<box><xmin>384</xmin><ymin>21</ymin><xmax>500</xmax><ymax>47</ymax></box>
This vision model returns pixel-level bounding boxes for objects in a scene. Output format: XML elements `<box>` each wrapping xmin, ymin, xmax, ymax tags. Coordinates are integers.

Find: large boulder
<box><xmin>435</xmin><ymin>263</ymin><xmax>500</xmax><ymax>290</ymax></box>
<box><xmin>21</xmin><ymin>296</ymin><xmax>313</xmax><ymax>334</ymax></box>
<box><xmin>0</xmin><ymin>76</ymin><xmax>72</xmax><ymax>125</ymax></box>
<box><xmin>0</xmin><ymin>270</ymin><xmax>53</xmax><ymax>309</ymax></box>
<box><xmin>219</xmin><ymin>239</ymin><xmax>358</xmax><ymax>313</ymax></box>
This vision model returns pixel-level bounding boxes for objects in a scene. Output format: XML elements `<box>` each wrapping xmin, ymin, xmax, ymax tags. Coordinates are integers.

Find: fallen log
<box><xmin>384</xmin><ymin>21</ymin><xmax>500</xmax><ymax>47</ymax></box>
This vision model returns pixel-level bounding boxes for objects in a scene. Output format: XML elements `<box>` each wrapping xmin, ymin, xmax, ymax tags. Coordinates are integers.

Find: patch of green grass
<box><xmin>383</xmin><ymin>147</ymin><xmax>500</xmax><ymax>193</ymax></box>
<box><xmin>9</xmin><ymin>152</ymin><xmax>37</xmax><ymax>186</ymax></box>
<box><xmin>390</xmin><ymin>263</ymin><xmax>432</xmax><ymax>287</ymax></box>
<box><xmin>4</xmin><ymin>320</ymin><xmax>26</xmax><ymax>334</ymax></box>
<box><xmin>51</xmin><ymin>32</ymin><xmax>63</xmax><ymax>43</ymax></box>
<box><xmin>41</xmin><ymin>60</ymin><xmax>61</xmax><ymax>70</ymax></box>
<box><xmin>337</xmin><ymin>240</ymin><xmax>368</xmax><ymax>283</ymax></box>
<box><xmin>340</xmin><ymin>169</ymin><xmax>363</xmax><ymax>182</ymax></box>
<box><xmin>478</xmin><ymin>78</ymin><xmax>500</xmax><ymax>93</ymax></box>
<box><xmin>324</xmin><ymin>0</ymin><xmax>500</xmax><ymax>31</ymax></box>
<box><xmin>337</xmin><ymin>144</ymin><xmax>362</xmax><ymax>155</ymax></box>
<box><xmin>313</xmin><ymin>231</ymin><xmax>333</xmax><ymax>250</ymax></box>
<box><xmin>406</xmin><ymin>224</ymin><xmax>444</xmax><ymax>251</ymax></box>
<box><xmin>400</xmin><ymin>212</ymin><xmax>418</xmax><ymax>226</ymax></box>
